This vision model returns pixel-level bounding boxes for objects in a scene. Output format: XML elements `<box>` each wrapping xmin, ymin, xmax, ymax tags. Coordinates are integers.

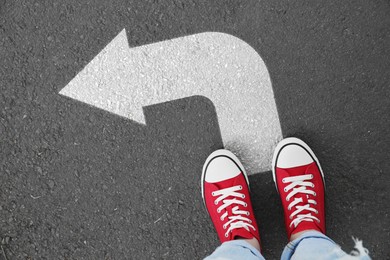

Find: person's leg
<box><xmin>204</xmin><ymin>239</ymin><xmax>264</xmax><ymax>260</ymax></box>
<box><xmin>201</xmin><ymin>149</ymin><xmax>264</xmax><ymax>260</ymax></box>
<box><xmin>272</xmin><ymin>137</ymin><xmax>371</xmax><ymax>260</ymax></box>
<box><xmin>281</xmin><ymin>231</ymin><xmax>371</xmax><ymax>260</ymax></box>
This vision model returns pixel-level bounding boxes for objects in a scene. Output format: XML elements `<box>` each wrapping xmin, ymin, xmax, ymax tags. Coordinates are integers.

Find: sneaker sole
<box><xmin>271</xmin><ymin>137</ymin><xmax>325</xmax><ymax>193</ymax></box>
<box><xmin>201</xmin><ymin>149</ymin><xmax>250</xmax><ymax>206</ymax></box>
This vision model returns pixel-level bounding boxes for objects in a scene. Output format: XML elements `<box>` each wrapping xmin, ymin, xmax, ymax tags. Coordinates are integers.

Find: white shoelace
<box><xmin>212</xmin><ymin>185</ymin><xmax>255</xmax><ymax>238</ymax></box>
<box><xmin>283</xmin><ymin>174</ymin><xmax>319</xmax><ymax>228</ymax></box>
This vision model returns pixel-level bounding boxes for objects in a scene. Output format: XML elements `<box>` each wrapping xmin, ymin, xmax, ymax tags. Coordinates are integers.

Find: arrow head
<box><xmin>60</xmin><ymin>29</ymin><xmax>146</xmax><ymax>125</ymax></box>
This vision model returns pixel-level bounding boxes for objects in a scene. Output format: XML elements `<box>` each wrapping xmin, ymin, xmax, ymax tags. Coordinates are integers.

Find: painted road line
<box><xmin>60</xmin><ymin>29</ymin><xmax>282</xmax><ymax>174</ymax></box>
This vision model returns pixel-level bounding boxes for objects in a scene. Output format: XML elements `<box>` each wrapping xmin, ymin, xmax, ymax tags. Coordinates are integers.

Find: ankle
<box><xmin>290</xmin><ymin>229</ymin><xmax>321</xmax><ymax>241</ymax></box>
<box><xmin>237</xmin><ymin>237</ymin><xmax>261</xmax><ymax>252</ymax></box>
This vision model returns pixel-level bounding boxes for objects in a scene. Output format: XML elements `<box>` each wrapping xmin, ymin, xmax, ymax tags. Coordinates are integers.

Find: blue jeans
<box><xmin>204</xmin><ymin>231</ymin><xmax>371</xmax><ymax>260</ymax></box>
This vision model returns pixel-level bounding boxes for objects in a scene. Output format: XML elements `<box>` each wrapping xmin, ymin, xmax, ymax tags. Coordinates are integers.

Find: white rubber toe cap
<box><xmin>274</xmin><ymin>138</ymin><xmax>314</xmax><ymax>168</ymax></box>
<box><xmin>202</xmin><ymin>149</ymin><xmax>246</xmax><ymax>183</ymax></box>
<box><xmin>205</xmin><ymin>156</ymin><xmax>240</xmax><ymax>183</ymax></box>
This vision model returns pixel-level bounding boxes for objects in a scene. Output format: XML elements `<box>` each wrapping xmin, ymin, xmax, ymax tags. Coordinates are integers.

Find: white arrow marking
<box><xmin>60</xmin><ymin>29</ymin><xmax>282</xmax><ymax>174</ymax></box>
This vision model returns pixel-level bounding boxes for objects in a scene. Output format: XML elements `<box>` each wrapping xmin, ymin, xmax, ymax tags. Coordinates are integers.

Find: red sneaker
<box><xmin>201</xmin><ymin>149</ymin><xmax>260</xmax><ymax>244</ymax></box>
<box><xmin>272</xmin><ymin>138</ymin><xmax>326</xmax><ymax>240</ymax></box>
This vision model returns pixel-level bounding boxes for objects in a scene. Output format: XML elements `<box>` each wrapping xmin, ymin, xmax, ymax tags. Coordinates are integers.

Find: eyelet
<box><xmin>220</xmin><ymin>216</ymin><xmax>224</xmax><ymax>221</ymax></box>
<box><xmin>315</xmin><ymin>210</ymin><xmax>318</xmax><ymax>214</ymax></box>
<box><xmin>313</xmin><ymin>192</ymin><xmax>316</xmax><ymax>196</ymax></box>
<box><xmin>223</xmin><ymin>224</ymin><xmax>227</xmax><ymax>229</ymax></box>
<box><xmin>284</xmin><ymin>188</ymin><xmax>287</xmax><ymax>192</ymax></box>
<box><xmin>288</xmin><ymin>207</ymin><xmax>291</xmax><ymax>211</ymax></box>
<box><xmin>212</xmin><ymin>192</ymin><xmax>216</xmax><ymax>196</ymax></box>
<box><xmin>249</xmin><ymin>220</ymin><xmax>252</xmax><ymax>223</ymax></box>
<box><xmin>244</xmin><ymin>203</ymin><xmax>247</xmax><ymax>207</ymax></box>
<box><xmin>241</xmin><ymin>194</ymin><xmax>245</xmax><ymax>199</ymax></box>
<box><xmin>239</xmin><ymin>185</ymin><xmax>243</xmax><ymax>190</ymax></box>
<box><xmin>311</xmin><ymin>183</ymin><xmax>315</xmax><ymax>188</ymax></box>
<box><xmin>217</xmin><ymin>209</ymin><xmax>221</xmax><ymax>213</ymax></box>
<box><xmin>310</xmin><ymin>174</ymin><xmax>314</xmax><ymax>179</ymax></box>
<box><xmin>282</xmin><ymin>178</ymin><xmax>286</xmax><ymax>183</ymax></box>
<box><xmin>289</xmin><ymin>216</ymin><xmax>292</xmax><ymax>220</ymax></box>
<box><xmin>225</xmin><ymin>233</ymin><xmax>229</xmax><ymax>237</ymax></box>
<box><xmin>246</xmin><ymin>212</ymin><xmax>250</xmax><ymax>216</ymax></box>
<box><xmin>214</xmin><ymin>201</ymin><xmax>218</xmax><ymax>205</ymax></box>
<box><xmin>286</xmin><ymin>198</ymin><xmax>290</xmax><ymax>202</ymax></box>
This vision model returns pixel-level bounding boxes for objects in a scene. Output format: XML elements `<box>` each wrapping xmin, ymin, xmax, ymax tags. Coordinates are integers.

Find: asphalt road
<box><xmin>1</xmin><ymin>0</ymin><xmax>389</xmax><ymax>259</ymax></box>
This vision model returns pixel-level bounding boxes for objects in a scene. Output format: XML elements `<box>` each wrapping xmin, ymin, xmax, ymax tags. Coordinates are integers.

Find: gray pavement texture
<box><xmin>0</xmin><ymin>0</ymin><xmax>389</xmax><ymax>259</ymax></box>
